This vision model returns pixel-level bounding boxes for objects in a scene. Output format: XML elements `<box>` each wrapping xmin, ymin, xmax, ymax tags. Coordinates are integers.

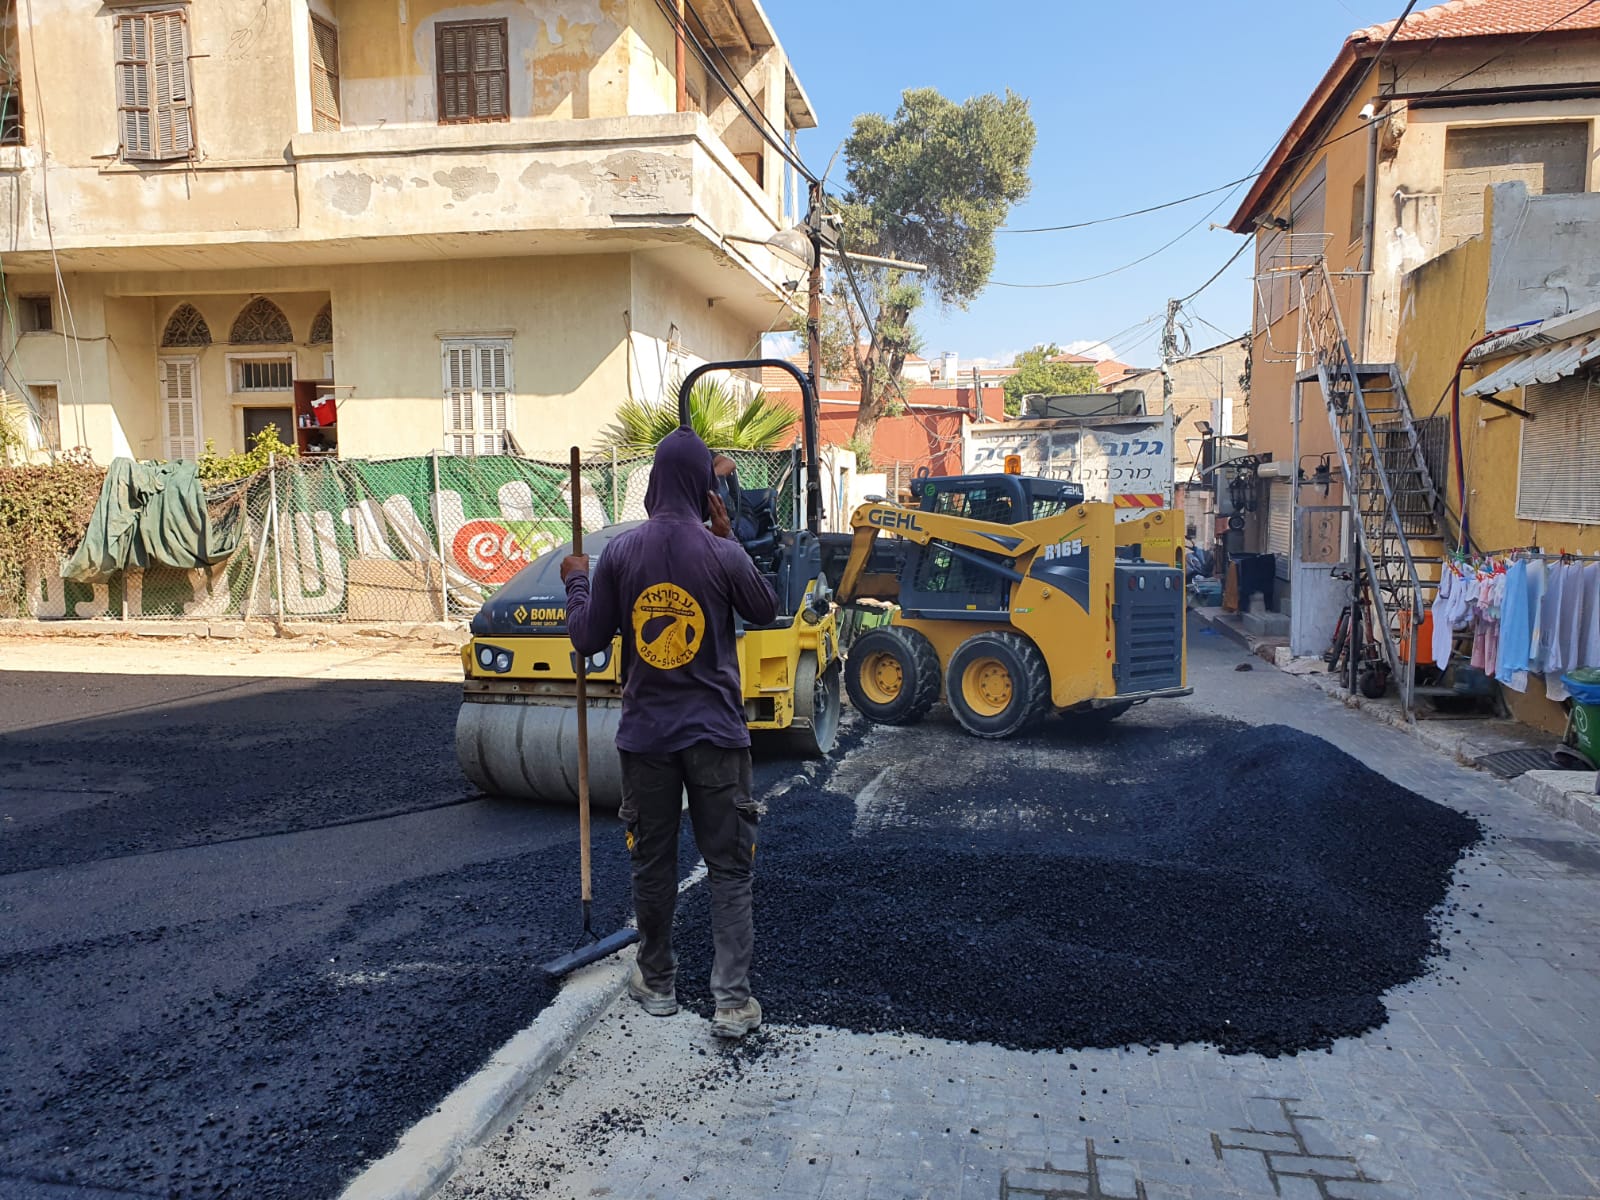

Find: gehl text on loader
<box><xmin>454</xmin><ymin>359</ymin><xmax>1191</xmax><ymax>805</ymax></box>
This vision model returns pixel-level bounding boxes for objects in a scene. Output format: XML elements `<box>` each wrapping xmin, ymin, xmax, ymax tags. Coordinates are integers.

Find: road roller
<box><xmin>456</xmin><ymin>359</ymin><xmax>841</xmax><ymax>805</ymax></box>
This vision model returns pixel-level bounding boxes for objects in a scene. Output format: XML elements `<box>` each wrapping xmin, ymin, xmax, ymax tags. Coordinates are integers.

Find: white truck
<box><xmin>964</xmin><ymin>412</ymin><xmax>1176</xmax><ymax>524</ymax></box>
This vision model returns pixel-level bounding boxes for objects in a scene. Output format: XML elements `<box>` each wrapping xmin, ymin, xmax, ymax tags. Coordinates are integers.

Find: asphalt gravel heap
<box><xmin>674</xmin><ymin>715</ymin><xmax>1482</xmax><ymax>1056</ymax></box>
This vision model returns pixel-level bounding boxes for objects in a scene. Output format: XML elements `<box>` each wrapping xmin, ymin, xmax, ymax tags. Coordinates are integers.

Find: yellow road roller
<box><xmin>456</xmin><ymin>360</ymin><xmax>841</xmax><ymax>805</ymax></box>
<box><xmin>826</xmin><ymin>467</ymin><xmax>1191</xmax><ymax>738</ymax></box>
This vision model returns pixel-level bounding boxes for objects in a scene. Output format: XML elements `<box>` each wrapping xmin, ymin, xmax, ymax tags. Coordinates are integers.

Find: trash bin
<box><xmin>1560</xmin><ymin>668</ymin><xmax>1600</xmax><ymax>766</ymax></box>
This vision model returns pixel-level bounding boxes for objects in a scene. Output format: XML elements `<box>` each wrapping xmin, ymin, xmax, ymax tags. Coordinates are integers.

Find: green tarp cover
<box><xmin>63</xmin><ymin>459</ymin><xmax>243</xmax><ymax>584</ymax></box>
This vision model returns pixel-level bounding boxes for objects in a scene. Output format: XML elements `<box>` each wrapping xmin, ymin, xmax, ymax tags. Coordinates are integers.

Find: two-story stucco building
<box><xmin>1226</xmin><ymin>0</ymin><xmax>1600</xmax><ymax>643</ymax></box>
<box><xmin>0</xmin><ymin>0</ymin><xmax>814</xmax><ymax>464</ymax></box>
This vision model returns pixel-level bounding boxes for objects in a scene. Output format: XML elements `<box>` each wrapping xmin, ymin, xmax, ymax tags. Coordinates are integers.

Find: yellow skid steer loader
<box><xmin>827</xmin><ymin>466</ymin><xmax>1190</xmax><ymax>738</ymax></box>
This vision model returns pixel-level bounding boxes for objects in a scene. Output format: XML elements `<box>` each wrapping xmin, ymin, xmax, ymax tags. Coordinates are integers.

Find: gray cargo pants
<box><xmin>617</xmin><ymin>743</ymin><xmax>758</xmax><ymax>1010</ymax></box>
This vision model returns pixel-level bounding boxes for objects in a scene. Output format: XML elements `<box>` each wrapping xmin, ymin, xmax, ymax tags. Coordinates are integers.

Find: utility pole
<box><xmin>803</xmin><ymin>178</ymin><xmax>826</xmax><ymax>534</ymax></box>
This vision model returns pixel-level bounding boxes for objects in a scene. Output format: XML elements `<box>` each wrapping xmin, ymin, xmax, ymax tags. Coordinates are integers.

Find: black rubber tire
<box><xmin>944</xmin><ymin>631</ymin><xmax>1051</xmax><ymax>739</ymax></box>
<box><xmin>844</xmin><ymin>626</ymin><xmax>941</xmax><ymax>726</ymax></box>
<box><xmin>1059</xmin><ymin>700</ymin><xmax>1133</xmax><ymax>725</ymax></box>
<box><xmin>1358</xmin><ymin>664</ymin><xmax>1390</xmax><ymax>699</ymax></box>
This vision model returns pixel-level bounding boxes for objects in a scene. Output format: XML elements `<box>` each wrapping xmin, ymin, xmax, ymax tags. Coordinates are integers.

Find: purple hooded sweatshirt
<box><xmin>564</xmin><ymin>428</ymin><xmax>779</xmax><ymax>754</ymax></box>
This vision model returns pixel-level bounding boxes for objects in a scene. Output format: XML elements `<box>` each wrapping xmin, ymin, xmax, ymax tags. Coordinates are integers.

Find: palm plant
<box><xmin>600</xmin><ymin>375</ymin><xmax>796</xmax><ymax>453</ymax></box>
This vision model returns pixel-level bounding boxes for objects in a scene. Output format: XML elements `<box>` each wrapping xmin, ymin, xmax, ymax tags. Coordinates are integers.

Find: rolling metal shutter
<box><xmin>1517</xmin><ymin>374</ymin><xmax>1600</xmax><ymax>524</ymax></box>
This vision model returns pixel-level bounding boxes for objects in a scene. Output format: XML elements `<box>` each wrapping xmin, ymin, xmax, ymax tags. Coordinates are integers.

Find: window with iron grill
<box><xmin>115</xmin><ymin>9</ymin><xmax>193</xmax><ymax>162</ymax></box>
<box><xmin>310</xmin><ymin>17</ymin><xmax>341</xmax><ymax>131</ymax></box>
<box><xmin>1</xmin><ymin>0</ymin><xmax>21</xmax><ymax>145</ymax></box>
<box><xmin>233</xmin><ymin>359</ymin><xmax>294</xmax><ymax>393</ymax></box>
<box><xmin>436</xmin><ymin>20</ymin><xmax>509</xmax><ymax>124</ymax></box>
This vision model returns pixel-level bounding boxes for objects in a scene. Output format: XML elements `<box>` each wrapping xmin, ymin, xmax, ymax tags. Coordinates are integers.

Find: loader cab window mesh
<box><xmin>927</xmin><ymin>484</ymin><xmax>1017</xmax><ymax>525</ymax></box>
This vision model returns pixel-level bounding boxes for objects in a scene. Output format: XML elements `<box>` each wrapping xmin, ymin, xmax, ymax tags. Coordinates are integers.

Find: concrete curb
<box><xmin>1514</xmin><ymin>770</ymin><xmax>1600</xmax><ymax>837</ymax></box>
<box><xmin>0</xmin><ymin>617</ymin><xmax>469</xmax><ymax>648</ymax></box>
<box><xmin>339</xmin><ymin>860</ymin><xmax>714</xmax><ymax>1200</ymax></box>
<box><xmin>337</xmin><ymin>952</ymin><xmax>635</xmax><ymax>1200</ymax></box>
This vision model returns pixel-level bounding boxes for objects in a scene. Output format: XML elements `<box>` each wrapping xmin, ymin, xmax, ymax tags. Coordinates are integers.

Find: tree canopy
<box><xmin>1002</xmin><ymin>345</ymin><xmax>1101</xmax><ymax>417</ymax></box>
<box><xmin>835</xmin><ymin>87</ymin><xmax>1035</xmax><ymax>444</ymax></box>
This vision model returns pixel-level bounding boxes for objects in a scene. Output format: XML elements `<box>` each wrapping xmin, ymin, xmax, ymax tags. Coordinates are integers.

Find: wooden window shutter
<box><xmin>442</xmin><ymin>340</ymin><xmax>512</xmax><ymax>455</ymax></box>
<box><xmin>161</xmin><ymin>359</ymin><xmax>199</xmax><ymax>460</ymax></box>
<box><xmin>310</xmin><ymin>18</ymin><xmax>341</xmax><ymax>131</ymax></box>
<box><xmin>115</xmin><ymin>14</ymin><xmax>152</xmax><ymax>158</ymax></box>
<box><xmin>436</xmin><ymin>20</ymin><xmax>508</xmax><ymax>124</ymax></box>
<box><xmin>117</xmin><ymin>10</ymin><xmax>192</xmax><ymax>161</ymax></box>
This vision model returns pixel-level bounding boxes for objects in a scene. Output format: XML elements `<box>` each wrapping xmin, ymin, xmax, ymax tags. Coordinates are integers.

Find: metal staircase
<box><xmin>1299</xmin><ymin>260</ymin><xmax>1449</xmax><ymax>715</ymax></box>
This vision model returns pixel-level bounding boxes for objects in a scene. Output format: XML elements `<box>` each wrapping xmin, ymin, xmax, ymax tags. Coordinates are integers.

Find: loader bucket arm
<box><xmin>835</xmin><ymin>502</ymin><xmax>1045</xmax><ymax>603</ymax></box>
<box><xmin>677</xmin><ymin>359</ymin><xmax>823</xmax><ymax>536</ymax></box>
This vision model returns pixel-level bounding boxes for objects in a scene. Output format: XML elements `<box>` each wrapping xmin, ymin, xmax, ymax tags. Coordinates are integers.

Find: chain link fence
<box><xmin>25</xmin><ymin>447</ymin><xmax>800</xmax><ymax>624</ymax></box>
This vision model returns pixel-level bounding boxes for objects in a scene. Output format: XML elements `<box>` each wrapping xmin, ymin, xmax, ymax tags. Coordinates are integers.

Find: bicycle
<box><xmin>1324</xmin><ymin>566</ymin><xmax>1394</xmax><ymax>700</ymax></box>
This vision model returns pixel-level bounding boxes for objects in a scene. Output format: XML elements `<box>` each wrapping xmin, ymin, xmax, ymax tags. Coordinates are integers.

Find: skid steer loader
<box><xmin>455</xmin><ymin>360</ymin><xmax>841</xmax><ymax>805</ymax></box>
<box><xmin>826</xmin><ymin>465</ymin><xmax>1191</xmax><ymax>738</ymax></box>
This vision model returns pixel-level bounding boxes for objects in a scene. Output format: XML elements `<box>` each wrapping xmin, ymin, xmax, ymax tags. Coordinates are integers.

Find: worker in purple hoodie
<box><xmin>560</xmin><ymin>428</ymin><xmax>778</xmax><ymax>1039</ymax></box>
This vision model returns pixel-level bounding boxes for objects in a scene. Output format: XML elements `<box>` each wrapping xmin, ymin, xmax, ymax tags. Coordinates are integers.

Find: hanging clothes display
<box><xmin>1495</xmin><ymin>558</ymin><xmax>1531</xmax><ymax>692</ymax></box>
<box><xmin>1580</xmin><ymin>563</ymin><xmax>1600</xmax><ymax>670</ymax></box>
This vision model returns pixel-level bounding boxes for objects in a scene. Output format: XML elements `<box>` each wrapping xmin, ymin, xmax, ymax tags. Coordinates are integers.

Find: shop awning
<box><xmin>1464</xmin><ymin>300</ymin><xmax>1600</xmax><ymax>397</ymax></box>
<box><xmin>1464</xmin><ymin>332</ymin><xmax>1600</xmax><ymax>397</ymax></box>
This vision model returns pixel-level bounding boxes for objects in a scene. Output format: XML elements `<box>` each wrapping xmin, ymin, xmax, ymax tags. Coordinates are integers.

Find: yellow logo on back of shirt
<box><xmin>632</xmin><ymin>582</ymin><xmax>704</xmax><ymax>670</ymax></box>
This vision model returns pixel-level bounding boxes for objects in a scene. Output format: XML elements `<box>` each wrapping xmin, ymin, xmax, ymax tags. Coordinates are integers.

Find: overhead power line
<box><xmin>986</xmin><ymin>0</ymin><xmax>1423</xmax><ymax>288</ymax></box>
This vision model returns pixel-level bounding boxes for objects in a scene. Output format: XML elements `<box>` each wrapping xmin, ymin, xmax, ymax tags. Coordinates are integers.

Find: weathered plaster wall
<box><xmin>18</xmin><ymin>0</ymin><xmax>299</xmax><ymax>164</ymax></box>
<box><xmin>336</xmin><ymin>0</ymin><xmax>631</xmax><ymax>126</ymax></box>
<box><xmin>1244</xmin><ymin>72</ymin><xmax>1374</xmax><ymax>559</ymax></box>
<box><xmin>625</xmin><ymin>252</ymin><xmax>759</xmax><ymax>408</ymax></box>
<box><xmin>1484</xmin><ymin>180</ymin><xmax>1600</xmax><ymax>328</ymax></box>
<box><xmin>330</xmin><ymin>254</ymin><xmax>634</xmax><ymax>458</ymax></box>
<box><xmin>1364</xmin><ymin>37</ymin><xmax>1600</xmax><ymax>359</ymax></box>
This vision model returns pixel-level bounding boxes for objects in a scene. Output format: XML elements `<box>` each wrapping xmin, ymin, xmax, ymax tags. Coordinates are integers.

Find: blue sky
<box><xmin>772</xmin><ymin>0</ymin><xmax>1404</xmax><ymax>367</ymax></box>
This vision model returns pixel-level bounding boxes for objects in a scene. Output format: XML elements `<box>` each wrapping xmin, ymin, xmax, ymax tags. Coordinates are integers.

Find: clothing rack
<box><xmin>1462</xmin><ymin>547</ymin><xmax>1600</xmax><ymax>563</ymax></box>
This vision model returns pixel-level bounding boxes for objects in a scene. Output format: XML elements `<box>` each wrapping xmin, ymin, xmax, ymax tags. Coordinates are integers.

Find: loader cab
<box><xmin>913</xmin><ymin>474</ymin><xmax>1084</xmax><ymax>524</ymax></box>
<box><xmin>897</xmin><ymin>474</ymin><xmax>1086</xmax><ymax>620</ymax></box>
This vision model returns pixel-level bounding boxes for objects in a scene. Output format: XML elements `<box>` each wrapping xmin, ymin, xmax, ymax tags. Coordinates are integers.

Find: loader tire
<box><xmin>945</xmin><ymin>631</ymin><xmax>1051</xmax><ymax>739</ymax></box>
<box><xmin>845</xmin><ymin>626</ymin><xmax>941</xmax><ymax>726</ymax></box>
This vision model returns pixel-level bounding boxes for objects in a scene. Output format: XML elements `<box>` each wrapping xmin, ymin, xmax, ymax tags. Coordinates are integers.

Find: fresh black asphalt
<box><xmin>0</xmin><ymin>671</ymin><xmax>743</xmax><ymax>1200</ymax></box>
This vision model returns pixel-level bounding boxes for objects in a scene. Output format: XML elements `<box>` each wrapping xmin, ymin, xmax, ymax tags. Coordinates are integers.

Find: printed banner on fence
<box><xmin>31</xmin><ymin>450</ymin><xmax>798</xmax><ymax>622</ymax></box>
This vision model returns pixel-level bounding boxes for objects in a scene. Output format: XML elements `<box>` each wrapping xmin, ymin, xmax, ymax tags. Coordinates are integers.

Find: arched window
<box><xmin>308</xmin><ymin>302</ymin><xmax>333</xmax><ymax>345</ymax></box>
<box><xmin>161</xmin><ymin>303</ymin><xmax>211</xmax><ymax>348</ymax></box>
<box><xmin>230</xmin><ymin>297</ymin><xmax>293</xmax><ymax>344</ymax></box>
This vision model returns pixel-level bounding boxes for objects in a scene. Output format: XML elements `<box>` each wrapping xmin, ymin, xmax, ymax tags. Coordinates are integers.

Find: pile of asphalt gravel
<box><xmin>674</xmin><ymin>716</ymin><xmax>1481</xmax><ymax>1056</ymax></box>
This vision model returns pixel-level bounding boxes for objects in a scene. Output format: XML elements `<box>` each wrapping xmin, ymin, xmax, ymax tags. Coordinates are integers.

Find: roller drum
<box><xmin>455</xmin><ymin>698</ymin><xmax>626</xmax><ymax>807</ymax></box>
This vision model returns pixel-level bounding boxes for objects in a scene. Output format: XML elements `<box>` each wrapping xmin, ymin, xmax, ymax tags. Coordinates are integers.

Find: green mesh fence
<box><xmin>25</xmin><ymin>448</ymin><xmax>801</xmax><ymax>623</ymax></box>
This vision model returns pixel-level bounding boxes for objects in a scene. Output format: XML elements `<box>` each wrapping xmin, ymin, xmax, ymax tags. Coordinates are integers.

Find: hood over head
<box><xmin>644</xmin><ymin>426</ymin><xmax>714</xmax><ymax>521</ymax></box>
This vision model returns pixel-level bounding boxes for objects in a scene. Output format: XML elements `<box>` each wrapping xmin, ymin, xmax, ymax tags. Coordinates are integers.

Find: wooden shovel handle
<box><xmin>570</xmin><ymin>447</ymin><xmax>592</xmax><ymax>905</ymax></box>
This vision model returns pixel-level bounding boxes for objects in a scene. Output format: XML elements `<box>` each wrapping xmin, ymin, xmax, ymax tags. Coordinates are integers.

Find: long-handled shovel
<box><xmin>540</xmin><ymin>447</ymin><xmax>639</xmax><ymax>980</ymax></box>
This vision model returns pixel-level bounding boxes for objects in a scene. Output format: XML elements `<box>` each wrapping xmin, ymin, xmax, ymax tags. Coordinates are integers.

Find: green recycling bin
<box><xmin>1561</xmin><ymin>668</ymin><xmax>1600</xmax><ymax>766</ymax></box>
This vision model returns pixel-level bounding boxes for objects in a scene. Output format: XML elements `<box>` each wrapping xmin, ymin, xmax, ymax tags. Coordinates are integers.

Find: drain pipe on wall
<box><xmin>675</xmin><ymin>0</ymin><xmax>687</xmax><ymax>112</ymax></box>
<box><xmin>1357</xmin><ymin>100</ymin><xmax>1382</xmax><ymax>359</ymax></box>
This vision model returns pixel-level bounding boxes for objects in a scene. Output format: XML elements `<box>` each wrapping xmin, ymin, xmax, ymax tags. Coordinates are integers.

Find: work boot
<box><xmin>628</xmin><ymin>967</ymin><xmax>678</xmax><ymax>1017</ymax></box>
<box><xmin>711</xmin><ymin>996</ymin><xmax>762</xmax><ymax>1039</ymax></box>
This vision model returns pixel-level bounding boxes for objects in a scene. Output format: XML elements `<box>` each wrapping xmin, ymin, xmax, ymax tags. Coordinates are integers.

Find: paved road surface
<box><xmin>440</xmin><ymin>627</ymin><xmax>1600</xmax><ymax>1200</ymax></box>
<box><xmin>0</xmin><ymin>669</ymin><xmax>799</xmax><ymax>1199</ymax></box>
